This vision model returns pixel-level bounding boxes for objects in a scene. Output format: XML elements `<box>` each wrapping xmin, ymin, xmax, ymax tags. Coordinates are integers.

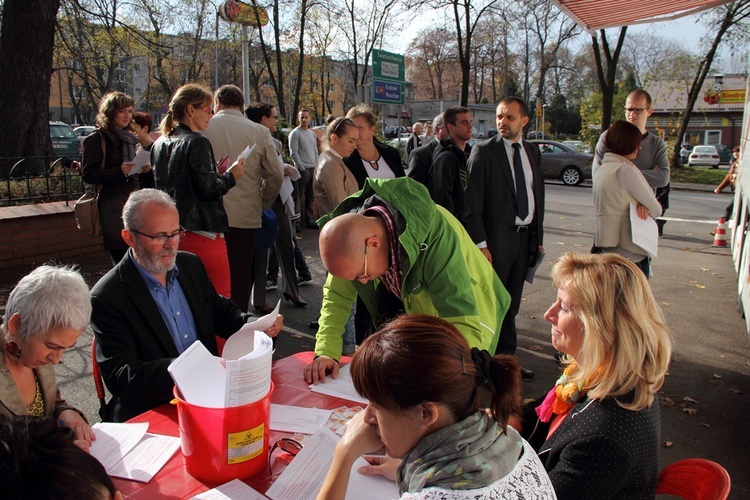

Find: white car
<box><xmin>73</xmin><ymin>126</ymin><xmax>96</xmax><ymax>148</ymax></box>
<box><xmin>688</xmin><ymin>145</ymin><xmax>720</xmax><ymax>168</ymax></box>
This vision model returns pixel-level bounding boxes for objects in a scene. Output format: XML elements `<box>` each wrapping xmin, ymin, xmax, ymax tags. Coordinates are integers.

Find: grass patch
<box><xmin>670</xmin><ymin>165</ymin><xmax>726</xmax><ymax>185</ymax></box>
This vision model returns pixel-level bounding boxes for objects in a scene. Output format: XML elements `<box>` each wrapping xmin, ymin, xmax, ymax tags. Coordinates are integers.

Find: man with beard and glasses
<box><xmin>90</xmin><ymin>189</ymin><xmax>283</xmax><ymax>421</ymax></box>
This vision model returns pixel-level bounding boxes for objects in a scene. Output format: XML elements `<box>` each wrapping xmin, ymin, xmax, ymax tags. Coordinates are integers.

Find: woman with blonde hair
<box><xmin>82</xmin><ymin>91</ymin><xmax>154</xmax><ymax>264</ymax></box>
<box><xmin>313</xmin><ymin>117</ymin><xmax>359</xmax><ymax>216</ymax></box>
<box><xmin>521</xmin><ymin>252</ymin><xmax>672</xmax><ymax>499</ymax></box>
<box><xmin>151</xmin><ymin>83</ymin><xmax>245</xmax><ymax>297</ymax></box>
<box><xmin>319</xmin><ymin>314</ymin><xmax>555</xmax><ymax>499</ymax></box>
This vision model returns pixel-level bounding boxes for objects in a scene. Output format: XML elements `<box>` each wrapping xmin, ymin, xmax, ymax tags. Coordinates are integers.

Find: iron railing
<box><xmin>0</xmin><ymin>156</ymin><xmax>86</xmax><ymax>207</ymax></box>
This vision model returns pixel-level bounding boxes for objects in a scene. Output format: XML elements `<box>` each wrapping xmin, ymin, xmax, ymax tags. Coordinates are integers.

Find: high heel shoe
<box><xmin>254</xmin><ymin>304</ymin><xmax>274</xmax><ymax>315</ymax></box>
<box><xmin>283</xmin><ymin>292</ymin><xmax>307</xmax><ymax>308</ymax></box>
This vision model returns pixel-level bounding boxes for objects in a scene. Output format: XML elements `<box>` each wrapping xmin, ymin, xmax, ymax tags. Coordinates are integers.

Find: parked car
<box><xmin>529</xmin><ymin>140</ymin><xmax>593</xmax><ymax>186</ymax></box>
<box><xmin>561</xmin><ymin>140</ymin><xmax>589</xmax><ymax>153</ymax></box>
<box><xmin>688</xmin><ymin>145</ymin><xmax>720</xmax><ymax>168</ymax></box>
<box><xmin>73</xmin><ymin>125</ymin><xmax>96</xmax><ymax>148</ymax></box>
<box><xmin>715</xmin><ymin>144</ymin><xmax>733</xmax><ymax>164</ymax></box>
<box><xmin>50</xmin><ymin>121</ymin><xmax>81</xmax><ymax>165</ymax></box>
<box><xmin>680</xmin><ymin>144</ymin><xmax>694</xmax><ymax>165</ymax></box>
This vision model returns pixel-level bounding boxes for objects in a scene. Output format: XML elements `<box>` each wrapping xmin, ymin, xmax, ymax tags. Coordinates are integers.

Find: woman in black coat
<box><xmin>82</xmin><ymin>92</ymin><xmax>154</xmax><ymax>264</ymax></box>
<box><xmin>520</xmin><ymin>252</ymin><xmax>672</xmax><ymax>499</ymax></box>
<box><xmin>344</xmin><ymin>104</ymin><xmax>405</xmax><ymax>189</ymax></box>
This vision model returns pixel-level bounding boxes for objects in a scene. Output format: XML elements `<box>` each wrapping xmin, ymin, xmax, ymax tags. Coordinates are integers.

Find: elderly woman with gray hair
<box><xmin>0</xmin><ymin>266</ymin><xmax>94</xmax><ymax>450</ymax></box>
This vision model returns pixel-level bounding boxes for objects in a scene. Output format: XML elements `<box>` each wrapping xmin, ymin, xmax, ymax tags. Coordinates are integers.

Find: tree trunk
<box><xmin>592</xmin><ymin>27</ymin><xmax>627</xmax><ymax>132</ymax></box>
<box><xmin>0</xmin><ymin>0</ymin><xmax>60</xmax><ymax>160</ymax></box>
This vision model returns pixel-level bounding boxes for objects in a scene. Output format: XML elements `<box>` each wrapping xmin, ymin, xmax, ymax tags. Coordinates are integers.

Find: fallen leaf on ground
<box><xmin>682</xmin><ymin>396</ymin><xmax>698</xmax><ymax>404</ymax></box>
<box><xmin>701</xmin><ymin>268</ymin><xmax>710</xmax><ymax>271</ymax></box>
<box><xmin>529</xmin><ymin>315</ymin><xmax>536</xmax><ymax>320</ymax></box>
<box><xmin>682</xmin><ymin>408</ymin><xmax>698</xmax><ymax>416</ymax></box>
<box><xmin>713</xmin><ymin>373</ymin><xmax>722</xmax><ymax>379</ymax></box>
<box><xmin>661</xmin><ymin>397</ymin><xmax>676</xmax><ymax>408</ymax></box>
<box><xmin>701</xmin><ymin>423</ymin><xmax>710</xmax><ymax>428</ymax></box>
<box><xmin>528</xmin><ymin>345</ymin><xmax>543</xmax><ymax>351</ymax></box>
<box><xmin>730</xmin><ymin>388</ymin><xmax>741</xmax><ymax>394</ymax></box>
<box><xmin>663</xmin><ymin>441</ymin><xmax>673</xmax><ymax>448</ymax></box>
<box><xmin>523</xmin><ymin>398</ymin><xmax>536</xmax><ymax>405</ymax></box>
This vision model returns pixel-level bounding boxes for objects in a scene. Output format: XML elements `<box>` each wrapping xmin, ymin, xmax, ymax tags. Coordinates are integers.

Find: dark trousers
<box><xmin>493</xmin><ymin>229</ymin><xmax>530</xmax><ymax>355</ymax></box>
<box><xmin>225</xmin><ymin>227</ymin><xmax>257</xmax><ymax>313</ymax></box>
<box><xmin>270</xmin><ymin>199</ymin><xmax>299</xmax><ymax>297</ymax></box>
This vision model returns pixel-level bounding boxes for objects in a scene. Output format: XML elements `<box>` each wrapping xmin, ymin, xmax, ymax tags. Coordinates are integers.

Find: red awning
<box><xmin>549</xmin><ymin>0</ymin><xmax>734</xmax><ymax>33</ymax></box>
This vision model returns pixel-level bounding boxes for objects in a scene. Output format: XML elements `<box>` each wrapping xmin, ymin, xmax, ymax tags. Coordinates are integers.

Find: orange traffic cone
<box><xmin>712</xmin><ymin>217</ymin><xmax>728</xmax><ymax>247</ymax></box>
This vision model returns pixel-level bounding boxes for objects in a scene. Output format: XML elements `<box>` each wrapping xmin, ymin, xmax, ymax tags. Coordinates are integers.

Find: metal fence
<box><xmin>0</xmin><ymin>156</ymin><xmax>86</xmax><ymax>207</ymax></box>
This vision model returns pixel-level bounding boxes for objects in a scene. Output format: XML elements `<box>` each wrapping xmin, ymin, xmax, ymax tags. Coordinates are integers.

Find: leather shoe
<box><xmin>254</xmin><ymin>304</ymin><xmax>274</xmax><ymax>315</ymax></box>
<box><xmin>283</xmin><ymin>292</ymin><xmax>307</xmax><ymax>308</ymax></box>
<box><xmin>520</xmin><ymin>367</ymin><xmax>534</xmax><ymax>381</ymax></box>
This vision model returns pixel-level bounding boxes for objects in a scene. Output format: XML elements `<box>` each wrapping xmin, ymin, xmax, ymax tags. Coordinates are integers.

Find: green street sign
<box><xmin>372</xmin><ymin>49</ymin><xmax>405</xmax><ymax>83</ymax></box>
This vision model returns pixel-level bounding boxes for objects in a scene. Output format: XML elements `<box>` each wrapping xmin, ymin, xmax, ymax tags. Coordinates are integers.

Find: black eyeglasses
<box><xmin>268</xmin><ymin>438</ymin><xmax>303</xmax><ymax>475</ymax></box>
<box><xmin>131</xmin><ymin>226</ymin><xmax>186</xmax><ymax>244</ymax></box>
<box><xmin>624</xmin><ymin>107</ymin><xmax>649</xmax><ymax>114</ymax></box>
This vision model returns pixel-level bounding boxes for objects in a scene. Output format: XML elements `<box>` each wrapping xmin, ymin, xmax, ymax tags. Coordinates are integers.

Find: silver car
<box><xmin>529</xmin><ymin>140</ymin><xmax>593</xmax><ymax>186</ymax></box>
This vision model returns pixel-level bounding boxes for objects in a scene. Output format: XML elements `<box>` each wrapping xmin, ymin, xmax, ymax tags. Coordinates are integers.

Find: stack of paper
<box><xmin>167</xmin><ymin>303</ymin><xmax>278</xmax><ymax>408</ymax></box>
<box><xmin>89</xmin><ymin>422</ymin><xmax>180</xmax><ymax>483</ymax></box>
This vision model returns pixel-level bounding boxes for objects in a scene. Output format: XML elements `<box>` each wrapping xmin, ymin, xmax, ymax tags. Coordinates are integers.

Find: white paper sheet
<box><xmin>238</xmin><ymin>144</ymin><xmax>257</xmax><ymax>161</ymax></box>
<box><xmin>629</xmin><ymin>203</ymin><xmax>659</xmax><ymax>258</ymax></box>
<box><xmin>90</xmin><ymin>423</ymin><xmax>180</xmax><ymax>483</ymax></box>
<box><xmin>309</xmin><ymin>364</ymin><xmax>369</xmax><ymax>405</ymax></box>
<box><xmin>191</xmin><ymin>479</ymin><xmax>267</xmax><ymax>499</ymax></box>
<box><xmin>168</xmin><ymin>341</ymin><xmax>227</xmax><ymax>408</ymax></box>
<box><xmin>108</xmin><ymin>433</ymin><xmax>181</xmax><ymax>482</ymax></box>
<box><xmin>130</xmin><ymin>147</ymin><xmax>151</xmax><ymax>175</ymax></box>
<box><xmin>90</xmin><ymin>422</ymin><xmax>149</xmax><ymax>471</ymax></box>
<box><xmin>270</xmin><ymin>404</ymin><xmax>332</xmax><ymax>434</ymax></box>
<box><xmin>265</xmin><ymin>426</ymin><xmax>398</xmax><ymax>500</ymax></box>
<box><xmin>225</xmin><ymin>335</ymin><xmax>273</xmax><ymax>407</ymax></box>
<box><xmin>222</xmin><ymin>300</ymin><xmax>280</xmax><ymax>360</ymax></box>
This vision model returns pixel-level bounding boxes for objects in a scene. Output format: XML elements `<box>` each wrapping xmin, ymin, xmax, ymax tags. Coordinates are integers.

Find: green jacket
<box><xmin>316</xmin><ymin>177</ymin><xmax>510</xmax><ymax>360</ymax></box>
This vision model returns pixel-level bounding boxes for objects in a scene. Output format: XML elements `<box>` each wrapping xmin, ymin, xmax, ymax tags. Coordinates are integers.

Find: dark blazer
<box><xmin>407</xmin><ymin>140</ymin><xmax>439</xmax><ymax>187</ymax></box>
<box><xmin>82</xmin><ymin>129</ymin><xmax>154</xmax><ymax>250</ymax></box>
<box><xmin>524</xmin><ymin>396</ymin><xmax>661</xmax><ymax>499</ymax></box>
<box><xmin>464</xmin><ymin>136</ymin><xmax>545</xmax><ymax>268</ymax></box>
<box><xmin>90</xmin><ymin>251</ymin><xmax>246</xmax><ymax>421</ymax></box>
<box><xmin>406</xmin><ymin>132</ymin><xmax>422</xmax><ymax>159</ymax></box>
<box><xmin>344</xmin><ymin>140</ymin><xmax>405</xmax><ymax>189</ymax></box>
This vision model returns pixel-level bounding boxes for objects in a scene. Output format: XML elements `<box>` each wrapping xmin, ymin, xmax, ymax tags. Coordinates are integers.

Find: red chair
<box><xmin>91</xmin><ymin>338</ymin><xmax>110</xmax><ymax>420</ymax></box>
<box><xmin>656</xmin><ymin>458</ymin><xmax>731</xmax><ymax>500</ymax></box>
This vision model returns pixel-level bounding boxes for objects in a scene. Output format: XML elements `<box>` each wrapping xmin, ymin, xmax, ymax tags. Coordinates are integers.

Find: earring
<box><xmin>5</xmin><ymin>341</ymin><xmax>21</xmax><ymax>359</ymax></box>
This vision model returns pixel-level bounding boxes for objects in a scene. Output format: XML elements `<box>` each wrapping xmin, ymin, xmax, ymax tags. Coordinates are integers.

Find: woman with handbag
<box><xmin>151</xmin><ymin>84</ymin><xmax>245</xmax><ymax>298</ymax></box>
<box><xmin>82</xmin><ymin>92</ymin><xmax>155</xmax><ymax>265</ymax></box>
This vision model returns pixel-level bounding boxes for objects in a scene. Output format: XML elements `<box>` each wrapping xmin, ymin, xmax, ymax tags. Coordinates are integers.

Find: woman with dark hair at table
<box><xmin>0</xmin><ymin>415</ymin><xmax>121</xmax><ymax>500</ymax></box>
<box><xmin>593</xmin><ymin>119</ymin><xmax>661</xmax><ymax>276</ymax></box>
<box><xmin>318</xmin><ymin>314</ymin><xmax>555</xmax><ymax>500</ymax></box>
<box><xmin>521</xmin><ymin>252</ymin><xmax>672</xmax><ymax>499</ymax></box>
<box><xmin>0</xmin><ymin>265</ymin><xmax>94</xmax><ymax>451</ymax></box>
<box><xmin>82</xmin><ymin>92</ymin><xmax>154</xmax><ymax>265</ymax></box>
<box><xmin>151</xmin><ymin>83</ymin><xmax>246</xmax><ymax>297</ymax></box>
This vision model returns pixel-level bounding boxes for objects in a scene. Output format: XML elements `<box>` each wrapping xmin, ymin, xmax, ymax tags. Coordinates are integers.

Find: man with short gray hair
<box><xmin>90</xmin><ymin>189</ymin><xmax>282</xmax><ymax>421</ymax></box>
<box><xmin>408</xmin><ymin>114</ymin><xmax>446</xmax><ymax>187</ymax></box>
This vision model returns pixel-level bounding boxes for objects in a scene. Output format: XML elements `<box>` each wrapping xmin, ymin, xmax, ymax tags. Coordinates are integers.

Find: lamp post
<box><xmin>542</xmin><ymin>104</ymin><xmax>547</xmax><ymax>140</ymax></box>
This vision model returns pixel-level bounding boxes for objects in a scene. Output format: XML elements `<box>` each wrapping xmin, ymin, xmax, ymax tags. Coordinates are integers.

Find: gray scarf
<box><xmin>397</xmin><ymin>411</ymin><xmax>522</xmax><ymax>494</ymax></box>
<box><xmin>110</xmin><ymin>126</ymin><xmax>138</xmax><ymax>163</ymax></box>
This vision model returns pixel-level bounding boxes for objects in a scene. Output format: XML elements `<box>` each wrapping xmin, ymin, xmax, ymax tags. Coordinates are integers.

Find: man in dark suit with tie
<box><xmin>90</xmin><ymin>189</ymin><xmax>282</xmax><ymax>421</ymax></box>
<box><xmin>465</xmin><ymin>96</ymin><xmax>544</xmax><ymax>380</ymax></box>
<box><xmin>407</xmin><ymin>114</ymin><xmax>445</xmax><ymax>187</ymax></box>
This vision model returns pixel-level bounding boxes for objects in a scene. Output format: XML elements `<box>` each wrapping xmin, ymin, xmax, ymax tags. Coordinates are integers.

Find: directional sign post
<box><xmin>372</xmin><ymin>49</ymin><xmax>405</xmax><ymax>105</ymax></box>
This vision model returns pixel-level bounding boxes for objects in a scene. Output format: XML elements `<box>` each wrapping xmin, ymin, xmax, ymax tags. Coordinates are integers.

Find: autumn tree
<box><xmin>407</xmin><ymin>26</ymin><xmax>460</xmax><ymax>101</ymax></box>
<box><xmin>671</xmin><ymin>1</ymin><xmax>750</xmax><ymax>168</ymax></box>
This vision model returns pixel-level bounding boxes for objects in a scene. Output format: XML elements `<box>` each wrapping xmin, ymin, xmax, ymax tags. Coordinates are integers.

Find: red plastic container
<box><xmin>174</xmin><ymin>383</ymin><xmax>274</xmax><ymax>483</ymax></box>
